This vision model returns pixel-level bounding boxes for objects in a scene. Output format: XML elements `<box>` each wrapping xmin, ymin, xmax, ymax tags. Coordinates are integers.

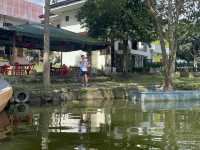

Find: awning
<box><xmin>0</xmin><ymin>28</ymin><xmax>13</xmax><ymax>46</ymax></box>
<box><xmin>0</xmin><ymin>23</ymin><xmax>107</xmax><ymax>52</ymax></box>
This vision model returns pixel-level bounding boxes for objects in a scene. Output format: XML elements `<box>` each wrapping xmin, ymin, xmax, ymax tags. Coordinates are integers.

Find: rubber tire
<box><xmin>14</xmin><ymin>104</ymin><xmax>30</xmax><ymax>117</ymax></box>
<box><xmin>14</xmin><ymin>91</ymin><xmax>30</xmax><ymax>103</ymax></box>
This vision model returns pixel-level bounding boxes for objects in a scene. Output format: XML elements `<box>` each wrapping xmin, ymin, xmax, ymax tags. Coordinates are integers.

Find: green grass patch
<box><xmin>110</xmin><ymin>73</ymin><xmax>163</xmax><ymax>86</ymax></box>
<box><xmin>5</xmin><ymin>72</ymin><xmax>200</xmax><ymax>91</ymax></box>
<box><xmin>34</xmin><ymin>63</ymin><xmax>43</xmax><ymax>73</ymax></box>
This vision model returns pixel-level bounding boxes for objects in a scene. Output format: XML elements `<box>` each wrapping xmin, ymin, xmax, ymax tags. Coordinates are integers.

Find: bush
<box><xmin>180</xmin><ymin>68</ymin><xmax>189</xmax><ymax>77</ymax></box>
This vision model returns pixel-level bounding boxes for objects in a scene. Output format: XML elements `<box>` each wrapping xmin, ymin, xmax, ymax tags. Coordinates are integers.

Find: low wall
<box><xmin>14</xmin><ymin>86</ymin><xmax>139</xmax><ymax>103</ymax></box>
<box><xmin>130</xmin><ymin>90</ymin><xmax>200</xmax><ymax>102</ymax></box>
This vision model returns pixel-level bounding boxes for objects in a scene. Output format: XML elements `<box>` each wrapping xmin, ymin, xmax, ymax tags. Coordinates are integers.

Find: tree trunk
<box><xmin>43</xmin><ymin>0</ymin><xmax>50</xmax><ymax>88</ymax></box>
<box><xmin>163</xmin><ymin>39</ymin><xmax>177</xmax><ymax>91</ymax></box>
<box><xmin>194</xmin><ymin>55</ymin><xmax>198</xmax><ymax>71</ymax></box>
<box><xmin>12</xmin><ymin>34</ymin><xmax>16</xmax><ymax>65</ymax></box>
<box><xmin>123</xmin><ymin>39</ymin><xmax>129</xmax><ymax>74</ymax></box>
<box><xmin>146</xmin><ymin>0</ymin><xmax>179</xmax><ymax>91</ymax></box>
<box><xmin>110</xmin><ymin>39</ymin><xmax>115</xmax><ymax>72</ymax></box>
<box><xmin>164</xmin><ymin>62</ymin><xmax>173</xmax><ymax>91</ymax></box>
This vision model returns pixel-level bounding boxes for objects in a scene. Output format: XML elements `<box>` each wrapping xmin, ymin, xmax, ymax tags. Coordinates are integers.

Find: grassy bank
<box><xmin>4</xmin><ymin>73</ymin><xmax>200</xmax><ymax>91</ymax></box>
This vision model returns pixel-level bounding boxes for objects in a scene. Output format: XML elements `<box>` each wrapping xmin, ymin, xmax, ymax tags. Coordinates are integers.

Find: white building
<box><xmin>49</xmin><ymin>0</ymin><xmax>163</xmax><ymax>72</ymax></box>
<box><xmin>50</xmin><ymin>0</ymin><xmax>110</xmax><ymax>71</ymax></box>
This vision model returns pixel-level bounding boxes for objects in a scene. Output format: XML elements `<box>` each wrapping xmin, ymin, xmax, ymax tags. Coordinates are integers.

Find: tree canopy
<box><xmin>177</xmin><ymin>4</ymin><xmax>200</xmax><ymax>61</ymax></box>
<box><xmin>78</xmin><ymin>0</ymin><xmax>156</xmax><ymax>73</ymax></box>
<box><xmin>145</xmin><ymin>0</ymin><xmax>200</xmax><ymax>90</ymax></box>
<box><xmin>78</xmin><ymin>0</ymin><xmax>155</xmax><ymax>42</ymax></box>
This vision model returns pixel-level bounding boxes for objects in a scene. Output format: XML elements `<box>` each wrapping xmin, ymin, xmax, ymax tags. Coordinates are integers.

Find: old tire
<box><xmin>14</xmin><ymin>91</ymin><xmax>30</xmax><ymax>103</ymax></box>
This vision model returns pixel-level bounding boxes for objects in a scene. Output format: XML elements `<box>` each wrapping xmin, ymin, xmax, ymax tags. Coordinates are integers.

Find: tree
<box><xmin>43</xmin><ymin>0</ymin><xmax>51</xmax><ymax>88</ymax></box>
<box><xmin>177</xmin><ymin>22</ymin><xmax>200</xmax><ymax>62</ymax></box>
<box><xmin>145</xmin><ymin>0</ymin><xmax>200</xmax><ymax>90</ymax></box>
<box><xmin>177</xmin><ymin>11</ymin><xmax>200</xmax><ymax>63</ymax></box>
<box><xmin>78</xmin><ymin>0</ymin><xmax>155</xmax><ymax>74</ymax></box>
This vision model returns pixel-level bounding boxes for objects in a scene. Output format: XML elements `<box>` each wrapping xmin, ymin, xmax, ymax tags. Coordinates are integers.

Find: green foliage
<box><xmin>0</xmin><ymin>57</ymin><xmax>8</xmax><ymax>62</ymax></box>
<box><xmin>78</xmin><ymin>0</ymin><xmax>156</xmax><ymax>42</ymax></box>
<box><xmin>177</xmin><ymin>11</ymin><xmax>200</xmax><ymax>61</ymax></box>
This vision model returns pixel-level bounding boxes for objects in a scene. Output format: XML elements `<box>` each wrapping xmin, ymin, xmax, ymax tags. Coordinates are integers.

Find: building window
<box><xmin>0</xmin><ymin>47</ymin><xmax>4</xmax><ymax>57</ymax></box>
<box><xmin>3</xmin><ymin>22</ymin><xmax>13</xmax><ymax>27</ymax></box>
<box><xmin>132</xmin><ymin>40</ymin><xmax>137</xmax><ymax>50</ymax></box>
<box><xmin>17</xmin><ymin>48</ymin><xmax>24</xmax><ymax>57</ymax></box>
<box><xmin>57</xmin><ymin>24</ymin><xmax>60</xmax><ymax>28</ymax></box>
<box><xmin>65</xmin><ymin>16</ymin><xmax>69</xmax><ymax>22</ymax></box>
<box><xmin>118</xmin><ymin>42</ymin><xmax>124</xmax><ymax>50</ymax></box>
<box><xmin>50</xmin><ymin>0</ymin><xmax>58</xmax><ymax>4</ymax></box>
<box><xmin>141</xmin><ymin>42</ymin><xmax>147</xmax><ymax>51</ymax></box>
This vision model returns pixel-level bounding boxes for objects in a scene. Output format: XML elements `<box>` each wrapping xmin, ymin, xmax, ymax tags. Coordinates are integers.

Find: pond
<box><xmin>0</xmin><ymin>99</ymin><xmax>200</xmax><ymax>150</ymax></box>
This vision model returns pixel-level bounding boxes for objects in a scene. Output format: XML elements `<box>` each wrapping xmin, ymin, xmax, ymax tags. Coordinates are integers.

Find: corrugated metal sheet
<box><xmin>0</xmin><ymin>0</ymin><xmax>43</xmax><ymax>22</ymax></box>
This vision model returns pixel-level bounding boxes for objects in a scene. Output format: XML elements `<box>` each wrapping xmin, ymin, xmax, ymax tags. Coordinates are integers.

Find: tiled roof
<box><xmin>50</xmin><ymin>0</ymin><xmax>82</xmax><ymax>9</ymax></box>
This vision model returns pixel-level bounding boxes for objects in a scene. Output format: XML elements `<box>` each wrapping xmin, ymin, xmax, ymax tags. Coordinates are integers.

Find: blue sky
<box><xmin>31</xmin><ymin>0</ymin><xmax>44</xmax><ymax>5</ymax></box>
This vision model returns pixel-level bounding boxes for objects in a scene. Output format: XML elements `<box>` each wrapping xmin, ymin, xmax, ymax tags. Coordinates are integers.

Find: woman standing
<box><xmin>80</xmin><ymin>55</ymin><xmax>90</xmax><ymax>87</ymax></box>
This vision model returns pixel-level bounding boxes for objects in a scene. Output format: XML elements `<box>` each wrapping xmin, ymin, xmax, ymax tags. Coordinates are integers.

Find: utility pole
<box><xmin>43</xmin><ymin>0</ymin><xmax>50</xmax><ymax>88</ymax></box>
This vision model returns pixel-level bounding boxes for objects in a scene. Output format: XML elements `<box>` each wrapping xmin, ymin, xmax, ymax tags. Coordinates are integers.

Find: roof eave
<box><xmin>50</xmin><ymin>0</ymin><xmax>86</xmax><ymax>13</ymax></box>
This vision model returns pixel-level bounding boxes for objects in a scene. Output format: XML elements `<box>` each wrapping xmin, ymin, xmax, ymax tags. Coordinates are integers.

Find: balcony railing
<box><xmin>50</xmin><ymin>0</ymin><xmax>82</xmax><ymax>8</ymax></box>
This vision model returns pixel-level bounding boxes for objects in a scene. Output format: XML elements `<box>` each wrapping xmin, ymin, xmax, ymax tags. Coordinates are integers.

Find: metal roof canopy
<box><xmin>0</xmin><ymin>23</ymin><xmax>106</xmax><ymax>52</ymax></box>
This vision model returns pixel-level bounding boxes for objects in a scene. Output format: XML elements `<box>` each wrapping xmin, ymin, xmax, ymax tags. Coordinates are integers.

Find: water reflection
<box><xmin>49</xmin><ymin>108</ymin><xmax>107</xmax><ymax>134</ymax></box>
<box><xmin>0</xmin><ymin>100</ymin><xmax>200</xmax><ymax>150</ymax></box>
<box><xmin>0</xmin><ymin>111</ymin><xmax>11</xmax><ymax>140</ymax></box>
<box><xmin>39</xmin><ymin>108</ymin><xmax>49</xmax><ymax>150</ymax></box>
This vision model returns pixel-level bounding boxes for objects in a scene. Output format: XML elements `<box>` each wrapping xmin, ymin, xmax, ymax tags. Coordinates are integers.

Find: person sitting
<box><xmin>60</xmin><ymin>64</ymin><xmax>70</xmax><ymax>76</ymax></box>
<box><xmin>50</xmin><ymin>63</ymin><xmax>56</xmax><ymax>76</ymax></box>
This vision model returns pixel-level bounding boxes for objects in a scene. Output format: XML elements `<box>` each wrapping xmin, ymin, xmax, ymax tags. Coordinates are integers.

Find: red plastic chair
<box><xmin>26</xmin><ymin>64</ymin><xmax>33</xmax><ymax>75</ymax></box>
<box><xmin>3</xmin><ymin>64</ymin><xmax>10</xmax><ymax>75</ymax></box>
<box><xmin>60</xmin><ymin>65</ymin><xmax>70</xmax><ymax>76</ymax></box>
<box><xmin>14</xmin><ymin>63</ymin><xmax>26</xmax><ymax>76</ymax></box>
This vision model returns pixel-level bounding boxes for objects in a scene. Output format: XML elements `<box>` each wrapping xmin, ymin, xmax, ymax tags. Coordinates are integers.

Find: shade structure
<box><xmin>0</xmin><ymin>23</ymin><xmax>107</xmax><ymax>52</ymax></box>
<box><xmin>0</xmin><ymin>28</ymin><xmax>13</xmax><ymax>46</ymax></box>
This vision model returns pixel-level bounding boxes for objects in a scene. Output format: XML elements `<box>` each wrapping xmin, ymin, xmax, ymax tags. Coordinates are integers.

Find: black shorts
<box><xmin>80</xmin><ymin>71</ymin><xmax>88</xmax><ymax>76</ymax></box>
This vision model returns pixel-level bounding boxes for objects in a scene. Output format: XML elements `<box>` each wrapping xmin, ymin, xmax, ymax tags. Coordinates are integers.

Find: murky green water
<box><xmin>1</xmin><ymin>99</ymin><xmax>200</xmax><ymax>150</ymax></box>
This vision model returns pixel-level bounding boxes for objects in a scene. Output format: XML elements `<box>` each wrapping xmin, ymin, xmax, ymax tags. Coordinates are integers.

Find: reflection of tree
<box><xmin>39</xmin><ymin>109</ymin><xmax>50</xmax><ymax>150</ymax></box>
<box><xmin>0</xmin><ymin>112</ymin><xmax>12</xmax><ymax>140</ymax></box>
<box><xmin>164</xmin><ymin>110</ymin><xmax>178</xmax><ymax>150</ymax></box>
<box><xmin>174</xmin><ymin>110</ymin><xmax>200</xmax><ymax>149</ymax></box>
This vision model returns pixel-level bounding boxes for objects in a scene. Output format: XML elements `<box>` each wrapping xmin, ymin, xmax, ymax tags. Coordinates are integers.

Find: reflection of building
<box><xmin>26</xmin><ymin>101</ymin><xmax>200</xmax><ymax>149</ymax></box>
<box><xmin>50</xmin><ymin>112</ymin><xmax>86</xmax><ymax>133</ymax></box>
<box><xmin>49</xmin><ymin>108</ymin><xmax>106</xmax><ymax>133</ymax></box>
<box><xmin>85</xmin><ymin>108</ymin><xmax>106</xmax><ymax>132</ymax></box>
